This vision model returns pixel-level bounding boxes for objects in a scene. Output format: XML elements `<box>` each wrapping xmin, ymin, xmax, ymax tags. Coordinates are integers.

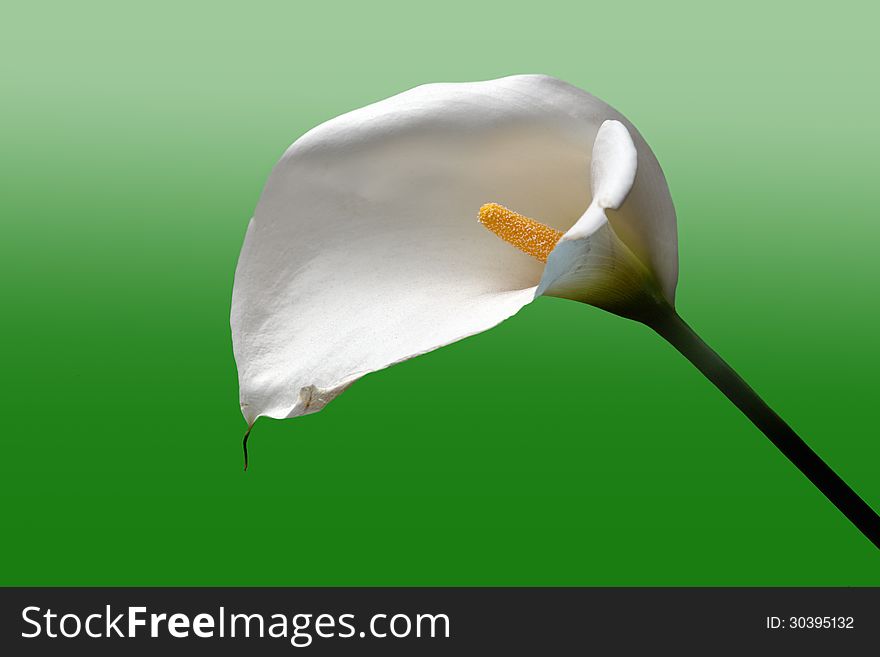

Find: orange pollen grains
<box><xmin>477</xmin><ymin>203</ymin><xmax>564</xmax><ymax>263</ymax></box>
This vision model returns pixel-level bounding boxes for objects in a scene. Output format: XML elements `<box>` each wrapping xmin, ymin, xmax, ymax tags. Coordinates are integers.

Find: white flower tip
<box><xmin>591</xmin><ymin>119</ymin><xmax>638</xmax><ymax>210</ymax></box>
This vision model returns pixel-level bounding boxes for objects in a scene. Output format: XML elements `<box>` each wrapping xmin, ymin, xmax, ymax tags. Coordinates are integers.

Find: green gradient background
<box><xmin>1</xmin><ymin>1</ymin><xmax>878</xmax><ymax>585</ymax></box>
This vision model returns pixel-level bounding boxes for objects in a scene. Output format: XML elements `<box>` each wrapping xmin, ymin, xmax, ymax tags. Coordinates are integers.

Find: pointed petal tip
<box><xmin>591</xmin><ymin>120</ymin><xmax>638</xmax><ymax>211</ymax></box>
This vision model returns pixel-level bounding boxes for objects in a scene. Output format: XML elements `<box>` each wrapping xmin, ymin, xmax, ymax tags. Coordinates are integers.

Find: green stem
<box><xmin>645</xmin><ymin>306</ymin><xmax>880</xmax><ymax>550</ymax></box>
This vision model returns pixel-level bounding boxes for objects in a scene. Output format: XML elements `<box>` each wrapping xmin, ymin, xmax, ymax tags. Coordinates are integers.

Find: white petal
<box><xmin>539</xmin><ymin>120</ymin><xmax>674</xmax><ymax>314</ymax></box>
<box><xmin>231</xmin><ymin>75</ymin><xmax>678</xmax><ymax>422</ymax></box>
<box><xmin>601</xmin><ymin>119</ymin><xmax>679</xmax><ymax>303</ymax></box>
<box><xmin>590</xmin><ymin>120</ymin><xmax>638</xmax><ymax>211</ymax></box>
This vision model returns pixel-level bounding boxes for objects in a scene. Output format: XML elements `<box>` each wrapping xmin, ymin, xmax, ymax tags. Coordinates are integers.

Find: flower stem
<box><xmin>645</xmin><ymin>306</ymin><xmax>880</xmax><ymax>550</ymax></box>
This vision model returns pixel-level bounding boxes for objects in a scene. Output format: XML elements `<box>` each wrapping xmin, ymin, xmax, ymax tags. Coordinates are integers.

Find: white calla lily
<box><xmin>231</xmin><ymin>75</ymin><xmax>879</xmax><ymax>549</ymax></box>
<box><xmin>232</xmin><ymin>75</ymin><xmax>674</xmax><ymax>423</ymax></box>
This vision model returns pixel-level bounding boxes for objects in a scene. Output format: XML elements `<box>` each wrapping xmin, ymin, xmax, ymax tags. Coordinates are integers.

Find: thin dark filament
<box><xmin>243</xmin><ymin>427</ymin><xmax>251</xmax><ymax>472</ymax></box>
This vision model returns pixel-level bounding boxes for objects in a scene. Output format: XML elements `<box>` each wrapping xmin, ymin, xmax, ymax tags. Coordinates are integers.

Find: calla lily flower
<box><xmin>232</xmin><ymin>75</ymin><xmax>674</xmax><ymax>421</ymax></box>
<box><xmin>231</xmin><ymin>75</ymin><xmax>879</xmax><ymax>549</ymax></box>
